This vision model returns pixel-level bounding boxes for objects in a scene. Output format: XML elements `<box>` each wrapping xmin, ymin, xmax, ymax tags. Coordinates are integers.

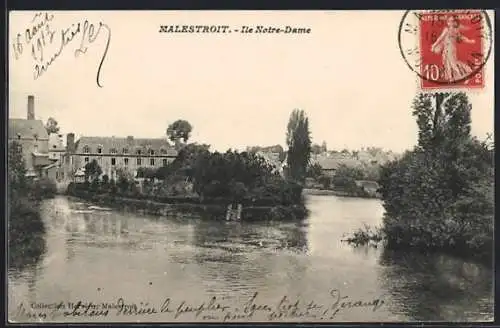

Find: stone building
<box><xmin>8</xmin><ymin>95</ymin><xmax>52</xmax><ymax>178</ymax></box>
<box><xmin>65</xmin><ymin>134</ymin><xmax>178</xmax><ymax>181</ymax></box>
<box><xmin>49</xmin><ymin>133</ymin><xmax>66</xmax><ymax>181</ymax></box>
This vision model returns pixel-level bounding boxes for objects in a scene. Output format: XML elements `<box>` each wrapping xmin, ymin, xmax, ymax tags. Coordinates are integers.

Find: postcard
<box><xmin>7</xmin><ymin>10</ymin><xmax>494</xmax><ymax>323</ymax></box>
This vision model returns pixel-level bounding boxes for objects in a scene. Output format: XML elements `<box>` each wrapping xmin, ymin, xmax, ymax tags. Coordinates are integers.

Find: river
<box><xmin>8</xmin><ymin>195</ymin><xmax>493</xmax><ymax>322</ymax></box>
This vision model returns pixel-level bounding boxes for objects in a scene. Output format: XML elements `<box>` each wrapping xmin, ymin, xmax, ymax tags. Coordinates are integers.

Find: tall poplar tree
<box><xmin>286</xmin><ymin>109</ymin><xmax>312</xmax><ymax>182</ymax></box>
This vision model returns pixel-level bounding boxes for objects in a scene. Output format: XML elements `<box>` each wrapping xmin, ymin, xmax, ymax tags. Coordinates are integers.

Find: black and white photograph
<box><xmin>7</xmin><ymin>10</ymin><xmax>495</xmax><ymax>323</ymax></box>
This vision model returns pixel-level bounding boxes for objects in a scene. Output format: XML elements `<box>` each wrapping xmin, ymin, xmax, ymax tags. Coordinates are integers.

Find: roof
<box><xmin>74</xmin><ymin>136</ymin><xmax>178</xmax><ymax>156</ymax></box>
<box><xmin>8</xmin><ymin>119</ymin><xmax>49</xmax><ymax>140</ymax></box>
<box><xmin>311</xmin><ymin>155</ymin><xmax>361</xmax><ymax>170</ymax></box>
<box><xmin>256</xmin><ymin>151</ymin><xmax>282</xmax><ymax>168</ymax></box>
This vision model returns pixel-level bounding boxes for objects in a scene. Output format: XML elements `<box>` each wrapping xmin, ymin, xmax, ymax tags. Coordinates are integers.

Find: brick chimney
<box><xmin>67</xmin><ymin>133</ymin><xmax>75</xmax><ymax>153</ymax></box>
<box><xmin>27</xmin><ymin>95</ymin><xmax>35</xmax><ymax>120</ymax></box>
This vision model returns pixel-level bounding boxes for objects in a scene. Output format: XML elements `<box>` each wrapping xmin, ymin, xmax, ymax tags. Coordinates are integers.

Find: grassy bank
<box><xmin>66</xmin><ymin>183</ymin><xmax>308</xmax><ymax>221</ymax></box>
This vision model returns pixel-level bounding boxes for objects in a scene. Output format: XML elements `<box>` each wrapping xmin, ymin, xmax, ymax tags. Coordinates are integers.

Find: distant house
<box><xmin>49</xmin><ymin>133</ymin><xmax>66</xmax><ymax>181</ymax></box>
<box><xmin>256</xmin><ymin>151</ymin><xmax>283</xmax><ymax>175</ymax></box>
<box><xmin>310</xmin><ymin>154</ymin><xmax>361</xmax><ymax>177</ymax></box>
<box><xmin>65</xmin><ymin>134</ymin><xmax>178</xmax><ymax>181</ymax></box>
<box><xmin>8</xmin><ymin>95</ymin><xmax>52</xmax><ymax>179</ymax></box>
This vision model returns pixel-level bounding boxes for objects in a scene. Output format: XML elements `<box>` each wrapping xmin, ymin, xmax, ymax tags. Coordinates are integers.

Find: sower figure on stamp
<box><xmin>431</xmin><ymin>16</ymin><xmax>476</xmax><ymax>82</ymax></box>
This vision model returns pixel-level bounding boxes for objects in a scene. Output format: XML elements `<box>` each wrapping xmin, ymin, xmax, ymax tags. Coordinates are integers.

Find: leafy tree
<box><xmin>306</xmin><ymin>162</ymin><xmax>323</xmax><ymax>179</ymax></box>
<box><xmin>378</xmin><ymin>92</ymin><xmax>493</xmax><ymax>258</ymax></box>
<box><xmin>167</xmin><ymin>119</ymin><xmax>193</xmax><ymax>146</ymax></box>
<box><xmin>190</xmin><ymin>150</ymin><xmax>300</xmax><ymax>204</ymax></box>
<box><xmin>84</xmin><ymin>159</ymin><xmax>102</xmax><ymax>182</ymax></box>
<box><xmin>286</xmin><ymin>109</ymin><xmax>312</xmax><ymax>182</ymax></box>
<box><xmin>45</xmin><ymin>117</ymin><xmax>60</xmax><ymax>134</ymax></box>
<box><xmin>136</xmin><ymin>167</ymin><xmax>156</xmax><ymax>180</ymax></box>
<box><xmin>8</xmin><ymin>141</ymin><xmax>27</xmax><ymax>199</ymax></box>
<box><xmin>321</xmin><ymin>141</ymin><xmax>327</xmax><ymax>153</ymax></box>
<box><xmin>102</xmin><ymin>174</ymin><xmax>109</xmax><ymax>184</ymax></box>
<box><xmin>171</xmin><ymin>143</ymin><xmax>211</xmax><ymax>177</ymax></box>
<box><xmin>311</xmin><ymin>144</ymin><xmax>323</xmax><ymax>155</ymax></box>
<box><xmin>116</xmin><ymin>168</ymin><xmax>133</xmax><ymax>192</ymax></box>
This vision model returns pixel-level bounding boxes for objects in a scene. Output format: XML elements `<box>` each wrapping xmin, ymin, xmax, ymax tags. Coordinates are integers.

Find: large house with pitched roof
<box><xmin>8</xmin><ymin>95</ymin><xmax>53</xmax><ymax>178</ymax></box>
<box><xmin>65</xmin><ymin>134</ymin><xmax>178</xmax><ymax>181</ymax></box>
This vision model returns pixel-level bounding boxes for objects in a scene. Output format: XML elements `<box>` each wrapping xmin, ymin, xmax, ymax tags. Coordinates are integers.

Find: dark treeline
<box><xmin>79</xmin><ymin>147</ymin><xmax>303</xmax><ymax>206</ymax></box>
<box><xmin>8</xmin><ymin>141</ymin><xmax>57</xmax><ymax>271</ymax></box>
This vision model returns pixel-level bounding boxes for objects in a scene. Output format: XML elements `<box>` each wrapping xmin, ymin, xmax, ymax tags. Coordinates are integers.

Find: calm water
<box><xmin>8</xmin><ymin>195</ymin><xmax>493</xmax><ymax>322</ymax></box>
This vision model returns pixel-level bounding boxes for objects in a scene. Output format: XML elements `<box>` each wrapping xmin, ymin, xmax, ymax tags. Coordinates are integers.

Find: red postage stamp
<box><xmin>418</xmin><ymin>11</ymin><xmax>486</xmax><ymax>89</ymax></box>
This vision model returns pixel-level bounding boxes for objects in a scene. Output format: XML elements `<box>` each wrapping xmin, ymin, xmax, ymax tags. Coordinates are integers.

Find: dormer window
<box><xmin>136</xmin><ymin>149</ymin><xmax>142</xmax><ymax>155</ymax></box>
<box><xmin>160</xmin><ymin>148</ymin><xmax>166</xmax><ymax>154</ymax></box>
<box><xmin>17</xmin><ymin>133</ymin><xmax>21</xmax><ymax>140</ymax></box>
<box><xmin>110</xmin><ymin>148</ymin><xmax>117</xmax><ymax>154</ymax></box>
<box><xmin>34</xmin><ymin>134</ymin><xmax>38</xmax><ymax>141</ymax></box>
<box><xmin>149</xmin><ymin>149</ymin><xmax>155</xmax><ymax>156</ymax></box>
<box><xmin>97</xmin><ymin>146</ymin><xmax>103</xmax><ymax>154</ymax></box>
<box><xmin>83</xmin><ymin>145</ymin><xmax>90</xmax><ymax>153</ymax></box>
<box><xmin>122</xmin><ymin>148</ymin><xmax>129</xmax><ymax>154</ymax></box>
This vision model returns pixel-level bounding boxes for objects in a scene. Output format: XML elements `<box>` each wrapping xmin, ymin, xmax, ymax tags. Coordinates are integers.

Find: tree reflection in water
<box><xmin>8</xmin><ymin>204</ymin><xmax>48</xmax><ymax>277</ymax></box>
<box><xmin>378</xmin><ymin>249</ymin><xmax>493</xmax><ymax>321</ymax></box>
<box><xmin>9</xmin><ymin>234</ymin><xmax>47</xmax><ymax>277</ymax></box>
<box><xmin>190</xmin><ymin>219</ymin><xmax>309</xmax><ymax>297</ymax></box>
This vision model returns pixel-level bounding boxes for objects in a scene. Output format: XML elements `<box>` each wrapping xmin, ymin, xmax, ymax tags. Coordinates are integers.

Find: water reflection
<box><xmin>7</xmin><ymin>196</ymin><xmax>494</xmax><ymax>322</ymax></box>
<box><xmin>378</xmin><ymin>249</ymin><xmax>493</xmax><ymax>321</ymax></box>
<box><xmin>8</xmin><ymin>234</ymin><xmax>47</xmax><ymax>278</ymax></box>
<box><xmin>8</xmin><ymin>206</ymin><xmax>47</xmax><ymax>278</ymax></box>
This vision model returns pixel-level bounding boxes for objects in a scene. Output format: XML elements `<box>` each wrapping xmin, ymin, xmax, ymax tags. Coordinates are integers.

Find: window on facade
<box><xmin>124</xmin><ymin>158</ymin><xmax>129</xmax><ymax>165</ymax></box>
<box><xmin>34</xmin><ymin>144</ymin><xmax>38</xmax><ymax>152</ymax></box>
<box><xmin>149</xmin><ymin>149</ymin><xmax>155</xmax><ymax>156</ymax></box>
<box><xmin>123</xmin><ymin>148</ymin><xmax>128</xmax><ymax>154</ymax></box>
<box><xmin>110</xmin><ymin>148</ymin><xmax>117</xmax><ymax>154</ymax></box>
<box><xmin>137</xmin><ymin>158</ymin><xmax>142</xmax><ymax>165</ymax></box>
<box><xmin>85</xmin><ymin>157</ymin><xmax>89</xmax><ymax>163</ymax></box>
<box><xmin>163</xmin><ymin>158</ymin><xmax>168</xmax><ymax>166</ymax></box>
<box><xmin>83</xmin><ymin>145</ymin><xmax>90</xmax><ymax>153</ymax></box>
<box><xmin>150</xmin><ymin>158</ymin><xmax>155</xmax><ymax>166</ymax></box>
<box><xmin>111</xmin><ymin>158</ymin><xmax>116</xmax><ymax>166</ymax></box>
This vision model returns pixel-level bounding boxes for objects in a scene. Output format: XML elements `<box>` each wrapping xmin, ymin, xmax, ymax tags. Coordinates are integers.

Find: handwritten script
<box><xmin>12</xmin><ymin>12</ymin><xmax>111</xmax><ymax>87</ymax></box>
<box><xmin>11</xmin><ymin>289</ymin><xmax>385</xmax><ymax>322</ymax></box>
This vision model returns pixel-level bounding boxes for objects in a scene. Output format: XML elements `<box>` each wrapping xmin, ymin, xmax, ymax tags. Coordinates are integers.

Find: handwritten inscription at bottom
<box><xmin>10</xmin><ymin>290</ymin><xmax>385</xmax><ymax>322</ymax></box>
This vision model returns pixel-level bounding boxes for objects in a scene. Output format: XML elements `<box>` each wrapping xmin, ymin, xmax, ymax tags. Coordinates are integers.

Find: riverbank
<box><xmin>66</xmin><ymin>186</ymin><xmax>308</xmax><ymax>221</ymax></box>
<box><xmin>303</xmin><ymin>188</ymin><xmax>379</xmax><ymax>199</ymax></box>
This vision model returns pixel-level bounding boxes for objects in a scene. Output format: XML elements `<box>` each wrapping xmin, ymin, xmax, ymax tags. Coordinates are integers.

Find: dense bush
<box><xmin>376</xmin><ymin>92</ymin><xmax>494</xmax><ymax>262</ymax></box>
<box><xmin>8</xmin><ymin>141</ymin><xmax>49</xmax><ymax>271</ymax></box>
<box><xmin>28</xmin><ymin>178</ymin><xmax>57</xmax><ymax>200</ymax></box>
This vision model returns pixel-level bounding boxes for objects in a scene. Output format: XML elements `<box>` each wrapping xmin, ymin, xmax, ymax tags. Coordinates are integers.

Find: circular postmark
<box><xmin>398</xmin><ymin>9</ymin><xmax>492</xmax><ymax>87</ymax></box>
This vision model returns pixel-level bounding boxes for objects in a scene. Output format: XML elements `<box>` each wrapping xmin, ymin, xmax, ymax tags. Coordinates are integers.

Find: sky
<box><xmin>9</xmin><ymin>10</ymin><xmax>495</xmax><ymax>152</ymax></box>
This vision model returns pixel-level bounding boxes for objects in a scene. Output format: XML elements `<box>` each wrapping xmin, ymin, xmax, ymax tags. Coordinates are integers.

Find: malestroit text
<box><xmin>159</xmin><ymin>25</ymin><xmax>311</xmax><ymax>34</ymax></box>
